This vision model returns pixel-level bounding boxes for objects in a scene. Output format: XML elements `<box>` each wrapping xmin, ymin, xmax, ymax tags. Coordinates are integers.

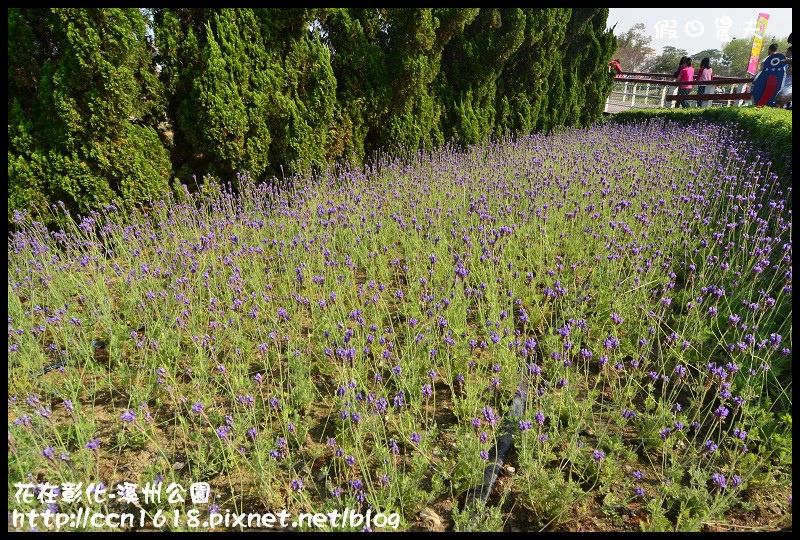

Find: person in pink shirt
<box><xmin>696</xmin><ymin>57</ymin><xmax>713</xmax><ymax>107</ymax></box>
<box><xmin>676</xmin><ymin>57</ymin><xmax>694</xmax><ymax>108</ymax></box>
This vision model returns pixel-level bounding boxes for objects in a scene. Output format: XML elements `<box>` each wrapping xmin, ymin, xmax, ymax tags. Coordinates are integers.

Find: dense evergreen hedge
<box><xmin>8</xmin><ymin>8</ymin><xmax>617</xmax><ymax>224</ymax></box>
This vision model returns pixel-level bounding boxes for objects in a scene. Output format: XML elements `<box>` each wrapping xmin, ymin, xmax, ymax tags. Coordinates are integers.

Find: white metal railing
<box><xmin>604</xmin><ymin>81</ymin><xmax>751</xmax><ymax>113</ymax></box>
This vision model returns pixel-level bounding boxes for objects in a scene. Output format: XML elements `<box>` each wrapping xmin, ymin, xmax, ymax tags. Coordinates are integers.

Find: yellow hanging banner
<box><xmin>746</xmin><ymin>13</ymin><xmax>770</xmax><ymax>75</ymax></box>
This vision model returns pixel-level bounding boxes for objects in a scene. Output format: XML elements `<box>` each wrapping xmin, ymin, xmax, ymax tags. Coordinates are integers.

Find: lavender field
<box><xmin>7</xmin><ymin>119</ymin><xmax>792</xmax><ymax>532</ymax></box>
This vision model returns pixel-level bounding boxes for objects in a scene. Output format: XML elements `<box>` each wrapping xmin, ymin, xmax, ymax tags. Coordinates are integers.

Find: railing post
<box><xmin>700</xmin><ymin>85</ymin><xmax>714</xmax><ymax>108</ymax></box>
<box><xmin>660</xmin><ymin>85</ymin><xmax>667</xmax><ymax>108</ymax></box>
<box><xmin>631</xmin><ymin>84</ymin><xmax>638</xmax><ymax>106</ymax></box>
<box><xmin>644</xmin><ymin>84</ymin><xmax>650</xmax><ymax>105</ymax></box>
<box><xmin>737</xmin><ymin>83</ymin><xmax>748</xmax><ymax>107</ymax></box>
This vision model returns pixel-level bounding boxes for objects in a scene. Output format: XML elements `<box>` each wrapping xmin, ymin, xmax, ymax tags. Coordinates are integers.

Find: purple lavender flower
<box><xmin>393</xmin><ymin>390</ymin><xmax>405</xmax><ymax>408</ymax></box>
<box><xmin>482</xmin><ymin>406</ymin><xmax>498</xmax><ymax>427</ymax></box>
<box><xmin>592</xmin><ymin>449</ymin><xmax>605</xmax><ymax>461</ymax></box>
<box><xmin>479</xmin><ymin>450</ymin><xmax>489</xmax><ymax>460</ymax></box>
<box><xmin>121</xmin><ymin>410</ymin><xmax>137</xmax><ymax>423</ymax></box>
<box><xmin>41</xmin><ymin>446</ymin><xmax>56</xmax><ymax>460</ymax></box>
<box><xmin>411</xmin><ymin>431</ymin><xmax>421</xmax><ymax>444</ymax></box>
<box><xmin>291</xmin><ymin>478</ymin><xmax>303</xmax><ymax>492</ymax></box>
<box><xmin>192</xmin><ymin>402</ymin><xmax>204</xmax><ymax>414</ymax></box>
<box><xmin>713</xmin><ymin>406</ymin><xmax>730</xmax><ymax>421</ymax></box>
<box><xmin>85</xmin><ymin>438</ymin><xmax>100</xmax><ymax>451</ymax></box>
<box><xmin>712</xmin><ymin>473</ymin><xmax>726</xmax><ymax>489</ymax></box>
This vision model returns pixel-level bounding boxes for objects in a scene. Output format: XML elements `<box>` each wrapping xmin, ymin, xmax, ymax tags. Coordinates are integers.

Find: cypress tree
<box><xmin>379</xmin><ymin>9</ymin><xmax>444</xmax><ymax>154</ymax></box>
<box><xmin>8</xmin><ymin>8</ymin><xmax>171</xmax><ymax>223</ymax></box>
<box><xmin>318</xmin><ymin>8</ymin><xmax>387</xmax><ymax>165</ymax></box>
<box><xmin>324</xmin><ymin>8</ymin><xmax>481</xmax><ymax>160</ymax></box>
<box><xmin>257</xmin><ymin>9</ymin><xmax>337</xmax><ymax>178</ymax></box>
<box><xmin>438</xmin><ymin>8</ymin><xmax>526</xmax><ymax>146</ymax></box>
<box><xmin>559</xmin><ymin>8</ymin><xmax>615</xmax><ymax>127</ymax></box>
<box><xmin>153</xmin><ymin>8</ymin><xmax>336</xmax><ymax>184</ymax></box>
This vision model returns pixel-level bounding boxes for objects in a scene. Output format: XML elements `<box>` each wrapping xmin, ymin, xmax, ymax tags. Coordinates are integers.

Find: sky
<box><xmin>606</xmin><ymin>8</ymin><xmax>793</xmax><ymax>56</ymax></box>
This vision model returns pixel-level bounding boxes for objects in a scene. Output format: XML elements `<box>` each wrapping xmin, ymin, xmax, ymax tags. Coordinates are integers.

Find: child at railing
<box><xmin>696</xmin><ymin>57</ymin><xmax>713</xmax><ymax>107</ymax></box>
<box><xmin>676</xmin><ymin>57</ymin><xmax>694</xmax><ymax>108</ymax></box>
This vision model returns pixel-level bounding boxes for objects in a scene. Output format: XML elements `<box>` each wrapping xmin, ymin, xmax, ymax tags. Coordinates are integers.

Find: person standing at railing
<box><xmin>767</xmin><ymin>43</ymin><xmax>779</xmax><ymax>56</ymax></box>
<box><xmin>696</xmin><ymin>57</ymin><xmax>713</xmax><ymax>108</ymax></box>
<box><xmin>776</xmin><ymin>46</ymin><xmax>792</xmax><ymax>109</ymax></box>
<box><xmin>673</xmin><ymin>56</ymin><xmax>689</xmax><ymax>78</ymax></box>
<box><xmin>676</xmin><ymin>57</ymin><xmax>694</xmax><ymax>108</ymax></box>
<box><xmin>783</xmin><ymin>46</ymin><xmax>792</xmax><ymax>86</ymax></box>
<box><xmin>672</xmin><ymin>56</ymin><xmax>689</xmax><ymax>107</ymax></box>
<box><xmin>753</xmin><ymin>45</ymin><xmax>788</xmax><ymax>107</ymax></box>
